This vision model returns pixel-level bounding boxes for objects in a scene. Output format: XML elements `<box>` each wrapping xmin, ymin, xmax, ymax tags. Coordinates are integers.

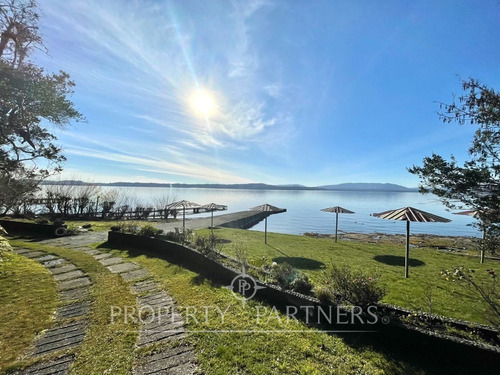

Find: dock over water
<box><xmin>153</xmin><ymin>210</ymin><xmax>274</xmax><ymax>232</ymax></box>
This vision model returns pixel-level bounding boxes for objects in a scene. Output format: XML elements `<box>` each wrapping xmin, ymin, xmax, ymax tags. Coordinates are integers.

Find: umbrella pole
<box><xmin>265</xmin><ymin>217</ymin><xmax>268</xmax><ymax>244</ymax></box>
<box><xmin>335</xmin><ymin>212</ymin><xmax>339</xmax><ymax>243</ymax></box>
<box><xmin>480</xmin><ymin>228</ymin><xmax>485</xmax><ymax>264</ymax></box>
<box><xmin>183</xmin><ymin>207</ymin><xmax>186</xmax><ymax>233</ymax></box>
<box><xmin>405</xmin><ymin>220</ymin><xmax>410</xmax><ymax>278</ymax></box>
<box><xmin>211</xmin><ymin>211</ymin><xmax>214</xmax><ymax>229</ymax></box>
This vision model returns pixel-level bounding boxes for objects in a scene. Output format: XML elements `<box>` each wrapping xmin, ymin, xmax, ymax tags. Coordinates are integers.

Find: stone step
<box><xmin>56</xmin><ymin>302</ymin><xmax>89</xmax><ymax>319</ymax></box>
<box><xmin>121</xmin><ymin>269</ymin><xmax>149</xmax><ymax>282</ymax></box>
<box><xmin>17</xmin><ymin>355</ymin><xmax>74</xmax><ymax>375</ymax></box>
<box><xmin>99</xmin><ymin>257</ymin><xmax>124</xmax><ymax>266</ymax></box>
<box><xmin>49</xmin><ymin>264</ymin><xmax>77</xmax><ymax>275</ymax></box>
<box><xmin>54</xmin><ymin>270</ymin><xmax>85</xmax><ymax>282</ymax></box>
<box><xmin>58</xmin><ymin>277</ymin><xmax>91</xmax><ymax>291</ymax></box>
<box><xmin>134</xmin><ymin>347</ymin><xmax>195</xmax><ymax>374</ymax></box>
<box><xmin>60</xmin><ymin>287</ymin><xmax>89</xmax><ymax>302</ymax></box>
<box><xmin>107</xmin><ymin>262</ymin><xmax>139</xmax><ymax>274</ymax></box>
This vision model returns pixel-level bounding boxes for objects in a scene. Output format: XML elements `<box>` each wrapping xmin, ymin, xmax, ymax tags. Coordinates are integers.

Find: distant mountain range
<box><xmin>317</xmin><ymin>183</ymin><xmax>418</xmax><ymax>192</ymax></box>
<box><xmin>41</xmin><ymin>180</ymin><xmax>418</xmax><ymax>192</ymax></box>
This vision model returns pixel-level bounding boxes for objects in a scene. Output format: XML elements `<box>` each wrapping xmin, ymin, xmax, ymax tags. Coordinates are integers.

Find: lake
<box><xmin>96</xmin><ymin>186</ymin><xmax>481</xmax><ymax>238</ymax></box>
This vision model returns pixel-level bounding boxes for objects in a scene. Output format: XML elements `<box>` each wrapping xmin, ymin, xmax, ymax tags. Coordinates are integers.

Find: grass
<box><xmin>0</xmin><ymin>252</ymin><xmax>58</xmax><ymax>373</ymax></box>
<box><xmin>196</xmin><ymin>228</ymin><xmax>497</xmax><ymax>325</ymax></box>
<box><xmin>98</xmin><ymin>243</ymin><xmax>417</xmax><ymax>375</ymax></box>
<box><xmin>6</xmin><ymin>240</ymin><xmax>138</xmax><ymax>375</ymax></box>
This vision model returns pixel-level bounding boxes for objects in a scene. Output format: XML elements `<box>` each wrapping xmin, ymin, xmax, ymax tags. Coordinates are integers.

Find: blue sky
<box><xmin>36</xmin><ymin>0</ymin><xmax>499</xmax><ymax>187</ymax></box>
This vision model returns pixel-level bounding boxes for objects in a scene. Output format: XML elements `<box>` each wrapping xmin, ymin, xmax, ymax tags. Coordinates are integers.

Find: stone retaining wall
<box><xmin>0</xmin><ymin>219</ymin><xmax>57</xmax><ymax>236</ymax></box>
<box><xmin>107</xmin><ymin>230</ymin><xmax>500</xmax><ymax>367</ymax></box>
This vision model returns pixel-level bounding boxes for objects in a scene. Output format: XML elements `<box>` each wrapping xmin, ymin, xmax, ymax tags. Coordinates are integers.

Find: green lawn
<box><xmin>98</xmin><ymin>244</ymin><xmax>416</xmax><ymax>374</ymax></box>
<box><xmin>0</xmin><ymin>252</ymin><xmax>58</xmax><ymax>373</ymax></box>
<box><xmin>196</xmin><ymin>228</ymin><xmax>495</xmax><ymax>325</ymax></box>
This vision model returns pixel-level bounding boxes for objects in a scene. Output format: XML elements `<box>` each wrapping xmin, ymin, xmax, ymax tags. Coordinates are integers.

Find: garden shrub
<box><xmin>194</xmin><ymin>232</ymin><xmax>221</xmax><ymax>259</ymax></box>
<box><xmin>270</xmin><ymin>262</ymin><xmax>297</xmax><ymax>289</ymax></box>
<box><xmin>315</xmin><ymin>287</ymin><xmax>334</xmax><ymax>304</ymax></box>
<box><xmin>326</xmin><ymin>266</ymin><xmax>385</xmax><ymax>306</ymax></box>
<box><xmin>291</xmin><ymin>274</ymin><xmax>314</xmax><ymax>295</ymax></box>
<box><xmin>137</xmin><ymin>224</ymin><xmax>164</xmax><ymax>238</ymax></box>
<box><xmin>165</xmin><ymin>228</ymin><xmax>193</xmax><ymax>243</ymax></box>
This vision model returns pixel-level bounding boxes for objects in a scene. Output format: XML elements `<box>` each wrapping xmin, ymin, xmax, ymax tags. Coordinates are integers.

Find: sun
<box><xmin>190</xmin><ymin>89</ymin><xmax>216</xmax><ymax>117</ymax></box>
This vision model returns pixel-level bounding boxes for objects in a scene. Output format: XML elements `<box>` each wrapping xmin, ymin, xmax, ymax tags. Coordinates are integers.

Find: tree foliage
<box><xmin>0</xmin><ymin>0</ymin><xmax>82</xmax><ymax>214</ymax></box>
<box><xmin>409</xmin><ymin>78</ymin><xmax>500</xmax><ymax>239</ymax></box>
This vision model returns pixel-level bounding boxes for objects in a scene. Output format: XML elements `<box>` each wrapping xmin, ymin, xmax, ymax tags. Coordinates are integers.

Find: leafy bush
<box><xmin>137</xmin><ymin>224</ymin><xmax>164</xmax><ymax>238</ymax></box>
<box><xmin>165</xmin><ymin>228</ymin><xmax>193</xmax><ymax>243</ymax></box>
<box><xmin>270</xmin><ymin>262</ymin><xmax>297</xmax><ymax>288</ymax></box>
<box><xmin>291</xmin><ymin>274</ymin><xmax>314</xmax><ymax>295</ymax></box>
<box><xmin>114</xmin><ymin>222</ymin><xmax>140</xmax><ymax>235</ymax></box>
<box><xmin>315</xmin><ymin>287</ymin><xmax>334</xmax><ymax>304</ymax></box>
<box><xmin>325</xmin><ymin>266</ymin><xmax>385</xmax><ymax>306</ymax></box>
<box><xmin>194</xmin><ymin>232</ymin><xmax>221</xmax><ymax>259</ymax></box>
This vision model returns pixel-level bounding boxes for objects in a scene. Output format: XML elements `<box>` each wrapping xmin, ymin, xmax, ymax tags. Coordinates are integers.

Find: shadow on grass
<box><xmin>272</xmin><ymin>256</ymin><xmax>325</xmax><ymax>270</ymax></box>
<box><xmin>373</xmin><ymin>255</ymin><xmax>425</xmax><ymax>267</ymax></box>
<box><xmin>190</xmin><ymin>274</ymin><xmax>223</xmax><ymax>288</ymax></box>
<box><xmin>266</xmin><ymin>245</ymin><xmax>289</xmax><ymax>256</ymax></box>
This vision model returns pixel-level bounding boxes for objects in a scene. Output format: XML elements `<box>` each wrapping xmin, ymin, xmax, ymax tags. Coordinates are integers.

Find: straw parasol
<box><xmin>373</xmin><ymin>207</ymin><xmax>451</xmax><ymax>278</ymax></box>
<box><xmin>201</xmin><ymin>203</ymin><xmax>228</xmax><ymax>229</ymax></box>
<box><xmin>165</xmin><ymin>200</ymin><xmax>201</xmax><ymax>232</ymax></box>
<box><xmin>250</xmin><ymin>204</ymin><xmax>287</xmax><ymax>244</ymax></box>
<box><xmin>321</xmin><ymin>206</ymin><xmax>355</xmax><ymax>242</ymax></box>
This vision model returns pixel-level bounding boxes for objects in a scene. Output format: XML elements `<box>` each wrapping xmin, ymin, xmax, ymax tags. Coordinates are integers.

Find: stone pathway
<box><xmin>12</xmin><ymin>248</ymin><xmax>92</xmax><ymax>374</ymax></box>
<box><xmin>36</xmin><ymin>233</ymin><xmax>199</xmax><ymax>374</ymax></box>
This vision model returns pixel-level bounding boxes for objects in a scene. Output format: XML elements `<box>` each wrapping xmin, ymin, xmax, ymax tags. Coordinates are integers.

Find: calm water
<box><xmin>95</xmin><ymin>187</ymin><xmax>481</xmax><ymax>237</ymax></box>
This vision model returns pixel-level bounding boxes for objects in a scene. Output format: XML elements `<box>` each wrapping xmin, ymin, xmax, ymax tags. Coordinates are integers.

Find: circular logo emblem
<box><xmin>227</xmin><ymin>271</ymin><xmax>265</xmax><ymax>302</ymax></box>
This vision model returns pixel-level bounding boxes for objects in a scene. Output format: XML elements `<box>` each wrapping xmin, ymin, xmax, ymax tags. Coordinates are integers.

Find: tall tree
<box><xmin>0</xmin><ymin>0</ymin><xmax>83</xmax><ymax>214</ymax></box>
<box><xmin>409</xmin><ymin>78</ymin><xmax>500</xmax><ymax>242</ymax></box>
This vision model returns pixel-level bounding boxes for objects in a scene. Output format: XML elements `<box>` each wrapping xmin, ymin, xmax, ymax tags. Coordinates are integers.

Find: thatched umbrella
<box><xmin>250</xmin><ymin>203</ymin><xmax>287</xmax><ymax>244</ymax></box>
<box><xmin>373</xmin><ymin>207</ymin><xmax>451</xmax><ymax>278</ymax></box>
<box><xmin>165</xmin><ymin>200</ymin><xmax>201</xmax><ymax>232</ymax></box>
<box><xmin>454</xmin><ymin>210</ymin><xmax>486</xmax><ymax>263</ymax></box>
<box><xmin>201</xmin><ymin>203</ymin><xmax>228</xmax><ymax>229</ymax></box>
<box><xmin>321</xmin><ymin>206</ymin><xmax>355</xmax><ymax>242</ymax></box>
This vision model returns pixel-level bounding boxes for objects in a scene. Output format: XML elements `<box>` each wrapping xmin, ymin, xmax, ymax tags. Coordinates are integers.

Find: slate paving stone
<box><xmin>56</xmin><ymin>302</ymin><xmax>89</xmax><ymax>319</ymax></box>
<box><xmin>54</xmin><ymin>270</ymin><xmax>85</xmax><ymax>282</ymax></box>
<box><xmin>133</xmin><ymin>346</ymin><xmax>195</xmax><ymax>374</ymax></box>
<box><xmin>42</xmin><ymin>258</ymin><xmax>67</xmax><ymax>268</ymax></box>
<box><xmin>141</xmin><ymin>318</ymin><xmax>185</xmax><ymax>335</ymax></box>
<box><xmin>23</xmin><ymin>251</ymin><xmax>46</xmax><ymax>259</ymax></box>
<box><xmin>60</xmin><ymin>287</ymin><xmax>89</xmax><ymax>302</ymax></box>
<box><xmin>49</xmin><ymin>264</ymin><xmax>77</xmax><ymax>275</ymax></box>
<box><xmin>33</xmin><ymin>254</ymin><xmax>59</xmax><ymax>262</ymax></box>
<box><xmin>34</xmin><ymin>332</ymin><xmax>86</xmax><ymax>355</ymax></box>
<box><xmin>41</xmin><ymin>321</ymin><xmax>87</xmax><ymax>339</ymax></box>
<box><xmin>16</xmin><ymin>354</ymin><xmax>74</xmax><ymax>375</ymax></box>
<box><xmin>58</xmin><ymin>277</ymin><xmax>91</xmax><ymax>291</ymax></box>
<box><xmin>137</xmin><ymin>328</ymin><xmax>186</xmax><ymax>347</ymax></box>
<box><xmin>108</xmin><ymin>262</ymin><xmax>139</xmax><ymax>274</ymax></box>
<box><xmin>121</xmin><ymin>269</ymin><xmax>149</xmax><ymax>282</ymax></box>
<box><xmin>166</xmin><ymin>362</ymin><xmax>198</xmax><ymax>375</ymax></box>
<box><xmin>132</xmin><ymin>281</ymin><xmax>159</xmax><ymax>294</ymax></box>
<box><xmin>94</xmin><ymin>253</ymin><xmax>112</xmax><ymax>260</ymax></box>
<box><xmin>139</xmin><ymin>292</ymin><xmax>173</xmax><ymax>305</ymax></box>
<box><xmin>13</xmin><ymin>248</ymin><xmax>32</xmax><ymax>254</ymax></box>
<box><xmin>33</xmin><ymin>321</ymin><xmax>87</xmax><ymax>355</ymax></box>
<box><xmin>99</xmin><ymin>257</ymin><xmax>124</xmax><ymax>266</ymax></box>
